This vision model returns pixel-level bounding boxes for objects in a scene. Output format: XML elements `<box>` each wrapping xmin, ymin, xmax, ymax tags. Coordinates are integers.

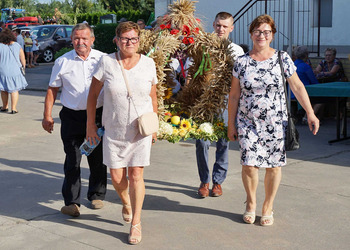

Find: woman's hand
<box><xmin>86</xmin><ymin>123</ymin><xmax>100</xmax><ymax>145</ymax></box>
<box><xmin>228</xmin><ymin>125</ymin><xmax>238</xmax><ymax>141</ymax></box>
<box><xmin>306</xmin><ymin>112</ymin><xmax>320</xmax><ymax>135</ymax></box>
<box><xmin>152</xmin><ymin>132</ymin><xmax>157</xmax><ymax>145</ymax></box>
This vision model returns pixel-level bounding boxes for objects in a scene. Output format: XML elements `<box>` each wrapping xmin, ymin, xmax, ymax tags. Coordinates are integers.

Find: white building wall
<box><xmin>320</xmin><ymin>0</ymin><xmax>349</xmax><ymax>47</ymax></box>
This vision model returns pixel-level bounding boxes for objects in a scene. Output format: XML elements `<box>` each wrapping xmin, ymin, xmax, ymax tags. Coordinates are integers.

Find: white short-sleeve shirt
<box><xmin>49</xmin><ymin>49</ymin><xmax>106</xmax><ymax>110</ymax></box>
<box><xmin>16</xmin><ymin>35</ymin><xmax>24</xmax><ymax>50</ymax></box>
<box><xmin>229</xmin><ymin>42</ymin><xmax>245</xmax><ymax>61</ymax></box>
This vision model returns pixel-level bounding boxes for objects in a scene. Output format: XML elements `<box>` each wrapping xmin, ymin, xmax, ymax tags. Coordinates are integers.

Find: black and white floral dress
<box><xmin>232</xmin><ymin>50</ymin><xmax>296</xmax><ymax>168</ymax></box>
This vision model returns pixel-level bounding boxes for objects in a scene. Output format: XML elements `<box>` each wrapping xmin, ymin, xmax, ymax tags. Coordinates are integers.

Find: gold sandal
<box><xmin>122</xmin><ymin>204</ymin><xmax>132</xmax><ymax>223</ymax></box>
<box><xmin>128</xmin><ymin>222</ymin><xmax>142</xmax><ymax>245</ymax></box>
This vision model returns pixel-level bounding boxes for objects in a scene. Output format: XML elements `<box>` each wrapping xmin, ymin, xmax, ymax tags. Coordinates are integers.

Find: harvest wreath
<box><xmin>137</xmin><ymin>0</ymin><xmax>238</xmax><ymax>143</ymax></box>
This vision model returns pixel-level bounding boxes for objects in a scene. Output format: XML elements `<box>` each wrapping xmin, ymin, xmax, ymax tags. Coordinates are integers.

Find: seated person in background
<box><xmin>290</xmin><ymin>44</ymin><xmax>312</xmax><ymax>67</ymax></box>
<box><xmin>293</xmin><ymin>46</ymin><xmax>318</xmax><ymax>89</ymax></box>
<box><xmin>314</xmin><ymin>48</ymin><xmax>347</xmax><ymax>82</ymax></box>
<box><xmin>293</xmin><ymin>46</ymin><xmax>319</xmax><ymax>123</ymax></box>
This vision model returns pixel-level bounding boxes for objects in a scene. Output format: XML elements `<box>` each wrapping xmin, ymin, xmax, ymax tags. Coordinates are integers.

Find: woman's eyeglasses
<box><xmin>252</xmin><ymin>30</ymin><xmax>272</xmax><ymax>37</ymax></box>
<box><xmin>118</xmin><ymin>37</ymin><xmax>140</xmax><ymax>44</ymax></box>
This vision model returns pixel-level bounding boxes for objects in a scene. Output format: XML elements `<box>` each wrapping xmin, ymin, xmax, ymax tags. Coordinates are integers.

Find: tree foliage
<box><xmin>1</xmin><ymin>0</ymin><xmax>154</xmax><ymax>14</ymax></box>
<box><xmin>1</xmin><ymin>0</ymin><xmax>154</xmax><ymax>25</ymax></box>
<box><xmin>0</xmin><ymin>0</ymin><xmax>154</xmax><ymax>17</ymax></box>
<box><xmin>105</xmin><ymin>0</ymin><xmax>154</xmax><ymax>12</ymax></box>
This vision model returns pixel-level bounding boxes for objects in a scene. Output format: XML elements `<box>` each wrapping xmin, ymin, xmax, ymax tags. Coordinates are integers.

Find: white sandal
<box><xmin>243</xmin><ymin>211</ymin><xmax>256</xmax><ymax>224</ymax></box>
<box><xmin>128</xmin><ymin>222</ymin><xmax>142</xmax><ymax>245</ymax></box>
<box><xmin>260</xmin><ymin>212</ymin><xmax>274</xmax><ymax>226</ymax></box>
<box><xmin>122</xmin><ymin>204</ymin><xmax>132</xmax><ymax>223</ymax></box>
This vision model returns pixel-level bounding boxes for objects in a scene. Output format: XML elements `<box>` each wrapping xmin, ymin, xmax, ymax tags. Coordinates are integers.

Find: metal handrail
<box><xmin>233</xmin><ymin>0</ymin><xmax>258</xmax><ymax>24</ymax></box>
<box><xmin>233</xmin><ymin>0</ymin><xmax>257</xmax><ymax>21</ymax></box>
<box><xmin>232</xmin><ymin>0</ymin><xmax>321</xmax><ymax>55</ymax></box>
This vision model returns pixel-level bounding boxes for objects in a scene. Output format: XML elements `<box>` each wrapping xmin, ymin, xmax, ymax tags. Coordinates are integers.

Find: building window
<box><xmin>313</xmin><ymin>0</ymin><xmax>333</xmax><ymax>27</ymax></box>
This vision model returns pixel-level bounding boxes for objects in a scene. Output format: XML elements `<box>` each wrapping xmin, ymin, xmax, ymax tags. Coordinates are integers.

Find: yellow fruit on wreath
<box><xmin>171</xmin><ymin>116</ymin><xmax>181</xmax><ymax>125</ymax></box>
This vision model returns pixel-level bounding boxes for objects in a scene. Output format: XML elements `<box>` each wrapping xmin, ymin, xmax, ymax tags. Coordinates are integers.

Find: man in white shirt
<box><xmin>42</xmin><ymin>23</ymin><xmax>107</xmax><ymax>217</ymax></box>
<box><xmin>197</xmin><ymin>12</ymin><xmax>244</xmax><ymax>198</ymax></box>
<box><xmin>13</xmin><ymin>28</ymin><xmax>24</xmax><ymax>50</ymax></box>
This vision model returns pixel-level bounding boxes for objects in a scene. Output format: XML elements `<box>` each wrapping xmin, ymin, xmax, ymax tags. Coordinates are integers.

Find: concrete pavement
<box><xmin>0</xmin><ymin>63</ymin><xmax>350</xmax><ymax>249</ymax></box>
<box><xmin>24</xmin><ymin>62</ymin><xmax>54</xmax><ymax>91</ymax></box>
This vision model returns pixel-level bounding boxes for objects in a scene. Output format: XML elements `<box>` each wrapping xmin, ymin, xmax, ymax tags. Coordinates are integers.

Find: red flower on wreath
<box><xmin>170</xmin><ymin>29</ymin><xmax>180</xmax><ymax>35</ymax></box>
<box><xmin>182</xmin><ymin>37</ymin><xmax>189</xmax><ymax>44</ymax></box>
<box><xmin>188</xmin><ymin>37</ymin><xmax>194</xmax><ymax>44</ymax></box>
<box><xmin>160</xmin><ymin>23</ymin><xmax>171</xmax><ymax>30</ymax></box>
<box><xmin>182</xmin><ymin>25</ymin><xmax>191</xmax><ymax>36</ymax></box>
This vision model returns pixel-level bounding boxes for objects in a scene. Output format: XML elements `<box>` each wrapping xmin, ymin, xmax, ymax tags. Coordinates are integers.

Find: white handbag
<box><xmin>117</xmin><ymin>53</ymin><xmax>159</xmax><ymax>136</ymax></box>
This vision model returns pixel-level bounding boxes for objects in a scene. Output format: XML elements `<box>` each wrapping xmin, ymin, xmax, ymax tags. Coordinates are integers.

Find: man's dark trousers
<box><xmin>60</xmin><ymin>106</ymin><xmax>107</xmax><ymax>206</ymax></box>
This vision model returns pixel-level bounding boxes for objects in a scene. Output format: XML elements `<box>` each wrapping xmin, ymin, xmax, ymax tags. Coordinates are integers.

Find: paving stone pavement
<box><xmin>0</xmin><ymin>62</ymin><xmax>349</xmax><ymax>250</ymax></box>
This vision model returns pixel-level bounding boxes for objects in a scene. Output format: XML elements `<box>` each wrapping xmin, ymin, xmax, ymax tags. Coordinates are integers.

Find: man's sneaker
<box><xmin>61</xmin><ymin>204</ymin><xmax>80</xmax><ymax>217</ymax></box>
<box><xmin>91</xmin><ymin>200</ymin><xmax>104</xmax><ymax>209</ymax></box>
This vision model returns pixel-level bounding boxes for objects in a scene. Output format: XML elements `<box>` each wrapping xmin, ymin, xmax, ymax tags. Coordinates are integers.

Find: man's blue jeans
<box><xmin>195</xmin><ymin>138</ymin><xmax>229</xmax><ymax>185</ymax></box>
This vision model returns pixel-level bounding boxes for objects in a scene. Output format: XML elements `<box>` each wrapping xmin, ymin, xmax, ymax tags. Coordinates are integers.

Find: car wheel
<box><xmin>43</xmin><ymin>49</ymin><xmax>54</xmax><ymax>62</ymax></box>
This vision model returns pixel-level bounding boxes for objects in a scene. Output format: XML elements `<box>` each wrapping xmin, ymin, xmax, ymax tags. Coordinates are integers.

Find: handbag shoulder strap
<box><xmin>277</xmin><ymin>51</ymin><xmax>291</xmax><ymax>116</ymax></box>
<box><xmin>116</xmin><ymin>52</ymin><xmax>132</xmax><ymax>97</ymax></box>
<box><xmin>116</xmin><ymin>52</ymin><xmax>140</xmax><ymax>117</ymax></box>
<box><xmin>8</xmin><ymin>44</ymin><xmax>22</xmax><ymax>68</ymax></box>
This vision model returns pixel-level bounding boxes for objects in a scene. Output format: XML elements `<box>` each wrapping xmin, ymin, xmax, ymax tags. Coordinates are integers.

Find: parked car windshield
<box><xmin>31</xmin><ymin>26</ymin><xmax>56</xmax><ymax>38</ymax></box>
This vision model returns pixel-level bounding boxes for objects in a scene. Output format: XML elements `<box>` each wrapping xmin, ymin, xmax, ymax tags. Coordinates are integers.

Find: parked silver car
<box><xmin>20</xmin><ymin>24</ymin><xmax>73</xmax><ymax>62</ymax></box>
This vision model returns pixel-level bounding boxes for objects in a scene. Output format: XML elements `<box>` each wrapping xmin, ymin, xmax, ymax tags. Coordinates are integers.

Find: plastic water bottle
<box><xmin>80</xmin><ymin>127</ymin><xmax>105</xmax><ymax>156</ymax></box>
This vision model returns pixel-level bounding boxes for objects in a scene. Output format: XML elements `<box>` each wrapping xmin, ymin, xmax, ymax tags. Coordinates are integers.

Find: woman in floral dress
<box><xmin>227</xmin><ymin>15</ymin><xmax>319</xmax><ymax>226</ymax></box>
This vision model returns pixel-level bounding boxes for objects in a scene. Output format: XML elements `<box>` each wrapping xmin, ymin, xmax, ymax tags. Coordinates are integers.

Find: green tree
<box><xmin>0</xmin><ymin>0</ymin><xmax>37</xmax><ymax>12</ymax></box>
<box><xmin>99</xmin><ymin>0</ymin><xmax>154</xmax><ymax>12</ymax></box>
<box><xmin>72</xmin><ymin>0</ymin><xmax>93</xmax><ymax>13</ymax></box>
